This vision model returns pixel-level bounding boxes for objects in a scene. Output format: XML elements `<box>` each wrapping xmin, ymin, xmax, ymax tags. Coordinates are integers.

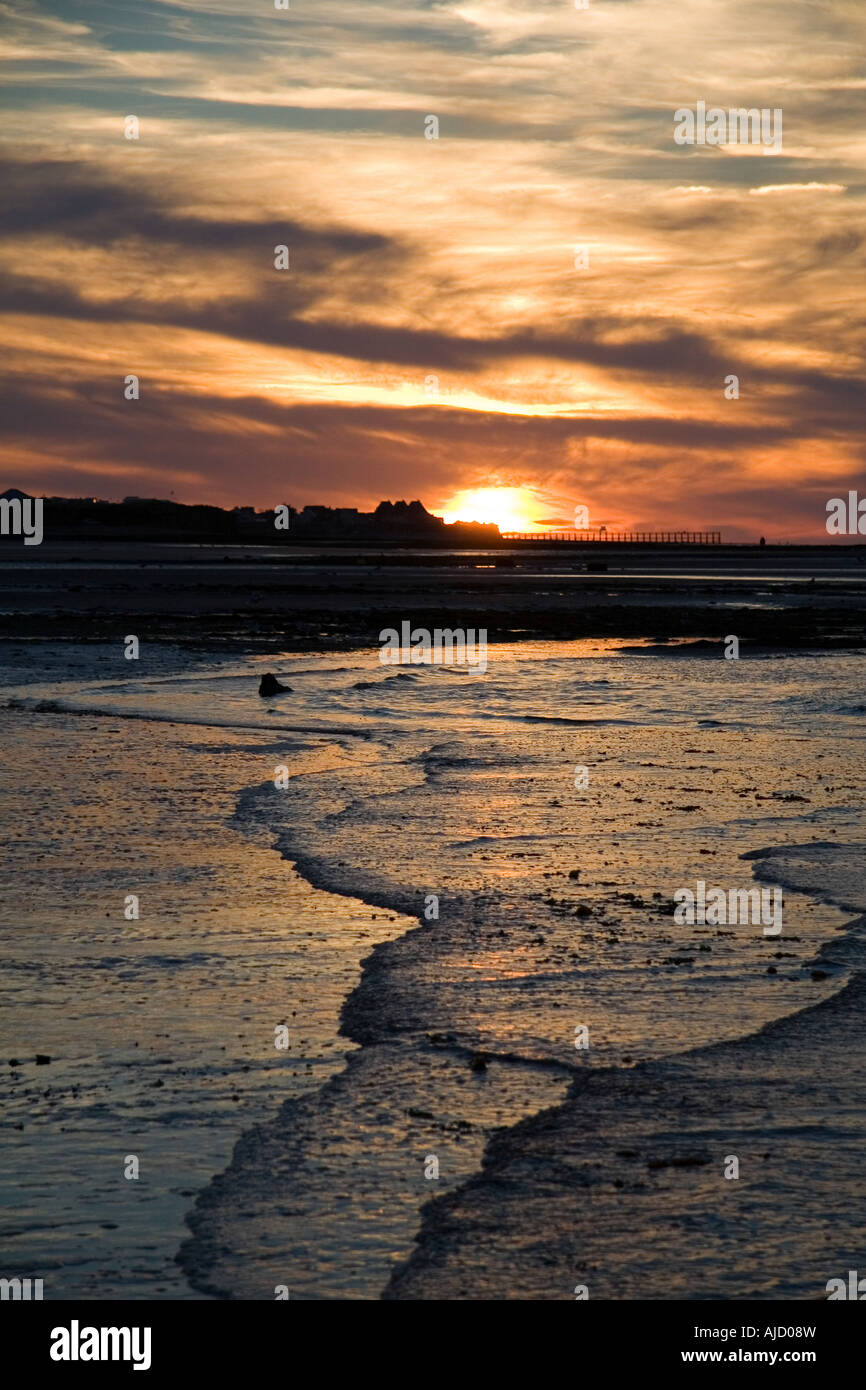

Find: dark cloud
<box><xmin>2</xmin><ymin>156</ymin><xmax>862</xmax><ymax>407</ymax></box>
<box><xmin>0</xmin><ymin>378</ymin><xmax>819</xmax><ymax>488</ymax></box>
<box><xmin>1</xmin><ymin>263</ymin><xmax>863</xmax><ymax>426</ymax></box>
<box><xmin>0</xmin><ymin>154</ymin><xmax>393</xmax><ymax>257</ymax></box>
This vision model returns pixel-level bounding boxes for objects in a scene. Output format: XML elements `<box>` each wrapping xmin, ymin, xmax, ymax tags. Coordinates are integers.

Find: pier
<box><xmin>500</xmin><ymin>529</ymin><xmax>722</xmax><ymax>544</ymax></box>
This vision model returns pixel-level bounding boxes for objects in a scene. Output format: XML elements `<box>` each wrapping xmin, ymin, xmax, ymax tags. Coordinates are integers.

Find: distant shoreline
<box><xmin>3</xmin><ymin>537</ymin><xmax>865</xmax><ymax>554</ymax></box>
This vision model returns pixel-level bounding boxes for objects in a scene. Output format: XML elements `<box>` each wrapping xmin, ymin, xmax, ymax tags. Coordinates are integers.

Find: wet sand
<box><xmin>1</xmin><ymin>541</ymin><xmax>865</xmax><ymax>650</ymax></box>
<box><xmin>0</xmin><ymin>706</ymin><xmax>412</xmax><ymax>1298</ymax></box>
<box><xmin>1</xmin><ymin>576</ymin><xmax>864</xmax><ymax>1301</ymax></box>
<box><xmin>175</xmin><ymin>691</ymin><xmax>863</xmax><ymax>1299</ymax></box>
<box><xmin>384</xmin><ymin>843</ymin><xmax>866</xmax><ymax>1300</ymax></box>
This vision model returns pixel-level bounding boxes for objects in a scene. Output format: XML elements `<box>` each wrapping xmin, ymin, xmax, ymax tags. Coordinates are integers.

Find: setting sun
<box><xmin>439</xmin><ymin>487</ymin><xmax>543</xmax><ymax>534</ymax></box>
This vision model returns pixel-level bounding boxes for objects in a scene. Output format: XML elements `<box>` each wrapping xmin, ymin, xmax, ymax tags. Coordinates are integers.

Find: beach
<box><xmin>1</xmin><ymin>554</ymin><xmax>864</xmax><ymax>1298</ymax></box>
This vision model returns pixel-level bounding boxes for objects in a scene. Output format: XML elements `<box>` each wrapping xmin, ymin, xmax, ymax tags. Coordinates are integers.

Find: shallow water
<box><xmin>0</xmin><ymin>639</ymin><xmax>863</xmax><ymax>1297</ymax></box>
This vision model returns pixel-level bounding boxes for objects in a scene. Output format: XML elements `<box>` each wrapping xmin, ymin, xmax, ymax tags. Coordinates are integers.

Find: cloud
<box><xmin>0</xmin><ymin>0</ymin><xmax>863</xmax><ymax>536</ymax></box>
<box><xmin>749</xmin><ymin>182</ymin><xmax>847</xmax><ymax>195</ymax></box>
<box><xmin>0</xmin><ymin>155</ymin><xmax>395</xmax><ymax>259</ymax></box>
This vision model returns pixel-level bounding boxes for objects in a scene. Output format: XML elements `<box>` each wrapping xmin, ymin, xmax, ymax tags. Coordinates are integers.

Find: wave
<box><xmin>180</xmin><ymin>698</ymin><xmax>862</xmax><ymax>1300</ymax></box>
<box><xmin>2</xmin><ymin>696</ymin><xmax>372</xmax><ymax>740</ymax></box>
<box><xmin>384</xmin><ymin>841</ymin><xmax>866</xmax><ymax>1299</ymax></box>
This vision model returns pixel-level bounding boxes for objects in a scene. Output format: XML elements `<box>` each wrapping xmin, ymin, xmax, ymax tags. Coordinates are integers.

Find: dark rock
<box><xmin>259</xmin><ymin>673</ymin><xmax>292</xmax><ymax>696</ymax></box>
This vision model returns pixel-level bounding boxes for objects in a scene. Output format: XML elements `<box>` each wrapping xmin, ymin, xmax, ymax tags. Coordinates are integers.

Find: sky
<box><xmin>0</xmin><ymin>0</ymin><xmax>863</xmax><ymax>539</ymax></box>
